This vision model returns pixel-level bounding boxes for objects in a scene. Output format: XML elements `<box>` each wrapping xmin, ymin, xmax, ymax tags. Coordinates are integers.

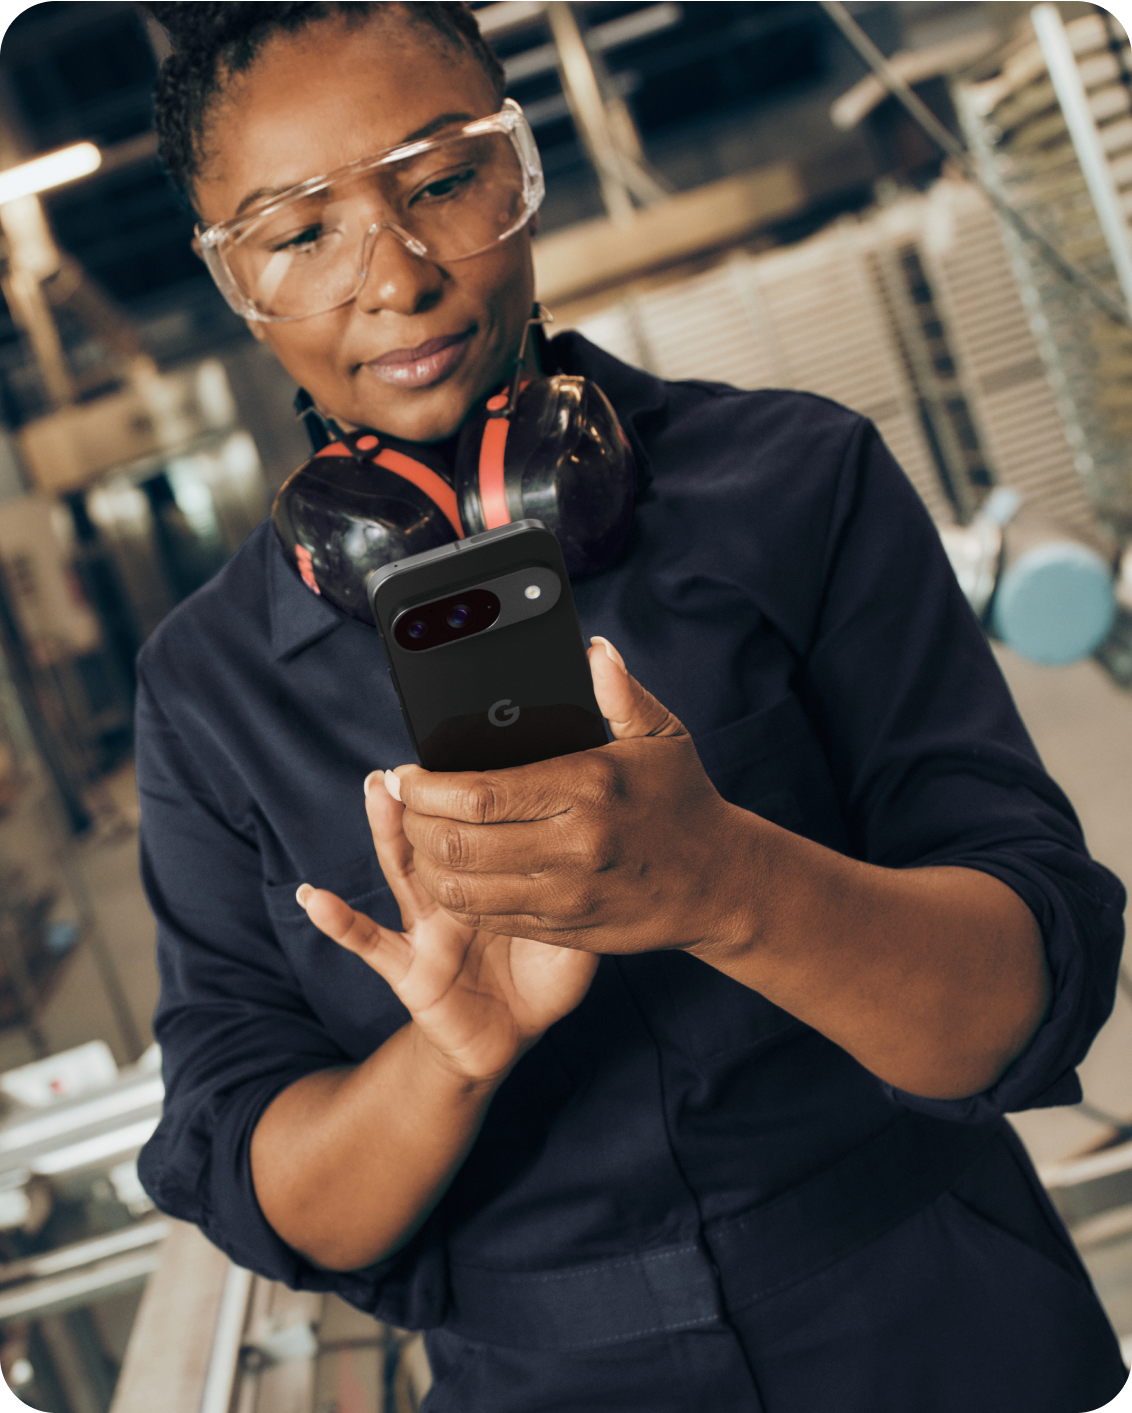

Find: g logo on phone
<box><xmin>488</xmin><ymin>699</ymin><xmax>520</xmax><ymax>728</ymax></box>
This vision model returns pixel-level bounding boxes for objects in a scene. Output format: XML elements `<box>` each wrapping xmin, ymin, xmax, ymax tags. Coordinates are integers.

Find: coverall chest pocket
<box><xmin>264</xmin><ymin>854</ymin><xmax>409</xmax><ymax>1061</ymax></box>
<box><xmin>692</xmin><ymin>692</ymin><xmax>850</xmax><ymax>853</ymax></box>
<box><xmin>648</xmin><ymin>693</ymin><xmax>852</xmax><ymax>1060</ymax></box>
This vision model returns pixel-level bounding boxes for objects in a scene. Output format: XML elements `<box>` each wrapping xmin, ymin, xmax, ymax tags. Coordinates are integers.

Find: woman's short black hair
<box><xmin>142</xmin><ymin>2</ymin><xmax>507</xmax><ymax>201</ymax></box>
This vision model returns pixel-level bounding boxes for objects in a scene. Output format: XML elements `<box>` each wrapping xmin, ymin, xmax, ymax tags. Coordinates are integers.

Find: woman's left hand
<box><xmin>385</xmin><ymin>637</ymin><xmax>747</xmax><ymax>956</ymax></box>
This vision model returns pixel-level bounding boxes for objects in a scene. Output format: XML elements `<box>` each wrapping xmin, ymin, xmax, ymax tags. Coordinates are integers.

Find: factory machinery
<box><xmin>0</xmin><ymin>1037</ymin><xmax>431</xmax><ymax>1413</ymax></box>
<box><xmin>0</xmin><ymin>355</ymin><xmax>271</xmax><ymax>789</ymax></box>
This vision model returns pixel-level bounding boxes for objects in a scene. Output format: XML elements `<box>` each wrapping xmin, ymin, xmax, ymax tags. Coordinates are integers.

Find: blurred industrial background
<box><xmin>0</xmin><ymin>1</ymin><xmax>1127</xmax><ymax>1409</ymax></box>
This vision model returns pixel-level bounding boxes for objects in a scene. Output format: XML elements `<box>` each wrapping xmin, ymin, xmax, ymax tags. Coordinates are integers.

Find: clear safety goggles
<box><xmin>194</xmin><ymin>100</ymin><xmax>545</xmax><ymax>323</ymax></box>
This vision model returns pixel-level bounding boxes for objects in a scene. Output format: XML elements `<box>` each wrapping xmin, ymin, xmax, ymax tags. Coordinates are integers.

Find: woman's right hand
<box><xmin>298</xmin><ymin>769</ymin><xmax>598</xmax><ymax>1084</ymax></box>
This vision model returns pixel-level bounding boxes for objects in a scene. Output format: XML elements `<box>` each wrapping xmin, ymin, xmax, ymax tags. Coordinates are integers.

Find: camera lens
<box><xmin>407</xmin><ymin>620</ymin><xmax>428</xmax><ymax>639</ymax></box>
<box><xmin>446</xmin><ymin>604</ymin><xmax>471</xmax><ymax>629</ymax></box>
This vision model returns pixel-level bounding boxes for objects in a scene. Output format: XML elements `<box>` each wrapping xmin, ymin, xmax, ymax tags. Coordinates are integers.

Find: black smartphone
<box><xmin>367</xmin><ymin>520</ymin><xmax>608</xmax><ymax>772</ymax></box>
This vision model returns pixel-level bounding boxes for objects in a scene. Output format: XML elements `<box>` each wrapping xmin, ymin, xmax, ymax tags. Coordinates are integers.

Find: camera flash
<box><xmin>524</xmin><ymin>585</ymin><xmax>541</xmax><ymax>600</ymax></box>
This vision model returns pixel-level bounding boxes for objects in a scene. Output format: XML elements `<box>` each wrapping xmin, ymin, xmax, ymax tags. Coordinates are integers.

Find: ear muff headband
<box><xmin>477</xmin><ymin>382</ymin><xmax>534</xmax><ymax>531</ymax></box>
<box><xmin>374</xmin><ymin>447</ymin><xmax>462</xmax><ymax>535</ymax></box>
<box><xmin>313</xmin><ymin>439</ymin><xmax>462</xmax><ymax>536</ymax></box>
<box><xmin>478</xmin><ymin>416</ymin><xmax>511</xmax><ymax>531</ymax></box>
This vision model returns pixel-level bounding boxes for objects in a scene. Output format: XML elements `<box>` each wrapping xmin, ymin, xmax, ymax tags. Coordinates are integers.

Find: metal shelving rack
<box><xmin>955</xmin><ymin>8</ymin><xmax>1132</xmax><ymax>541</ymax></box>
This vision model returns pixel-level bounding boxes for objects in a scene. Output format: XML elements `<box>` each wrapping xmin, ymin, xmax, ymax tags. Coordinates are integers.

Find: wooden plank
<box><xmin>110</xmin><ymin>1220</ymin><xmax>231</xmax><ymax>1413</ymax></box>
<box><xmin>533</xmin><ymin>162</ymin><xmax>806</xmax><ymax>305</ymax></box>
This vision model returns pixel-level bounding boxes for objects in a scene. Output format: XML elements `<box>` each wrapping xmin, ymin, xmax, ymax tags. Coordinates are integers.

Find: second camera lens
<box><xmin>446</xmin><ymin>604</ymin><xmax>471</xmax><ymax>629</ymax></box>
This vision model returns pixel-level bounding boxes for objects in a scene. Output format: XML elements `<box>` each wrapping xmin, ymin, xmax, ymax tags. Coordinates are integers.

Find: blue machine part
<box><xmin>992</xmin><ymin>542</ymin><xmax>1116</xmax><ymax>666</ymax></box>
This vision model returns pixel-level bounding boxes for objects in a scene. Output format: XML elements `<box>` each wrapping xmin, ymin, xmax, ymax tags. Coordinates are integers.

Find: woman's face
<box><xmin>194</xmin><ymin>13</ymin><xmax>536</xmax><ymax>443</ymax></box>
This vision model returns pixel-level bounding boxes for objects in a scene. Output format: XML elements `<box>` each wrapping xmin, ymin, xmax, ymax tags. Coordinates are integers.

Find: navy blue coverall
<box><xmin>135</xmin><ymin>332</ymin><xmax>1129</xmax><ymax>1411</ymax></box>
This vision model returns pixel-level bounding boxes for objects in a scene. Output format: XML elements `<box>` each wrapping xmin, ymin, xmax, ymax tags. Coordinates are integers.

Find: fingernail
<box><xmin>591</xmin><ymin>636</ymin><xmax>626</xmax><ymax>673</ymax></box>
<box><xmin>295</xmin><ymin>883</ymin><xmax>314</xmax><ymax>909</ymax></box>
<box><xmin>363</xmin><ymin>770</ymin><xmax>382</xmax><ymax>798</ymax></box>
<box><xmin>384</xmin><ymin>769</ymin><xmax>402</xmax><ymax>802</ymax></box>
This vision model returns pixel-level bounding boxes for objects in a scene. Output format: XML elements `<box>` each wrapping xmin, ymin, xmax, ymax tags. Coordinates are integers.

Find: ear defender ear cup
<box><xmin>454</xmin><ymin>375</ymin><xmax>635</xmax><ymax>577</ymax></box>
<box><xmin>272</xmin><ymin>432</ymin><xmax>461</xmax><ymax>623</ymax></box>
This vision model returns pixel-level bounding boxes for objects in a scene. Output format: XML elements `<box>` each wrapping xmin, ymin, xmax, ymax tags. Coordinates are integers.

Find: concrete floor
<box><xmin>3</xmin><ymin>636</ymin><xmax>1132</xmax><ymax>1370</ymax></box>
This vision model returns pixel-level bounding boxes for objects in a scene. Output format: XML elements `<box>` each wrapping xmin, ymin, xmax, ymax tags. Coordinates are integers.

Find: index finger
<box><xmin>390</xmin><ymin>755</ymin><xmax>589</xmax><ymax>827</ymax></box>
<box><xmin>363</xmin><ymin>769</ymin><xmax>445</xmax><ymax>926</ymax></box>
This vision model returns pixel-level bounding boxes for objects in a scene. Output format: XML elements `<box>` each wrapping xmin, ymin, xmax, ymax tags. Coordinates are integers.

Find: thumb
<box><xmin>588</xmin><ymin>637</ymin><xmax>687</xmax><ymax>742</ymax></box>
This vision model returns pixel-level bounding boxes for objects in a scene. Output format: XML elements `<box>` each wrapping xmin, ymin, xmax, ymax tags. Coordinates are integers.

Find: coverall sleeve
<box><xmin>791</xmin><ymin>412</ymin><xmax>1125</xmax><ymax>1120</ymax></box>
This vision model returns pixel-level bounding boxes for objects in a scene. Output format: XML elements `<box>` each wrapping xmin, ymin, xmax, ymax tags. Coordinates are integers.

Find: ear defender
<box><xmin>454</xmin><ymin>374</ymin><xmax>635</xmax><ymax>580</ymax></box>
<box><xmin>272</xmin><ymin>311</ymin><xmax>636</xmax><ymax>624</ymax></box>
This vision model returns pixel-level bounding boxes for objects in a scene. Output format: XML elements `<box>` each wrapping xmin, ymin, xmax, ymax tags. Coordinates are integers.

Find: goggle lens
<box><xmin>207</xmin><ymin>121</ymin><xmax>538</xmax><ymax>321</ymax></box>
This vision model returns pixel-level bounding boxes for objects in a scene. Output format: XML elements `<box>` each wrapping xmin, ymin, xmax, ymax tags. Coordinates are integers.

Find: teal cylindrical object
<box><xmin>992</xmin><ymin>542</ymin><xmax>1116</xmax><ymax>665</ymax></box>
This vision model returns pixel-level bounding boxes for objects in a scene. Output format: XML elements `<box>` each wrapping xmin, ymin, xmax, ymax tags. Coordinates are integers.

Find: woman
<box><xmin>136</xmin><ymin>5</ymin><xmax>1127</xmax><ymax>1409</ymax></box>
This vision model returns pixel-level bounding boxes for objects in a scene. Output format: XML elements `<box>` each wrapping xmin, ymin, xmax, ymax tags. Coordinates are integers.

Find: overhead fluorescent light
<box><xmin>0</xmin><ymin>142</ymin><xmax>102</xmax><ymax>205</ymax></box>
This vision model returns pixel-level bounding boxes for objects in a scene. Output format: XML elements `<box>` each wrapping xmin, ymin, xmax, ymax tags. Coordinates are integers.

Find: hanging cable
<box><xmin>820</xmin><ymin>0</ymin><xmax>1132</xmax><ymax>330</ymax></box>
